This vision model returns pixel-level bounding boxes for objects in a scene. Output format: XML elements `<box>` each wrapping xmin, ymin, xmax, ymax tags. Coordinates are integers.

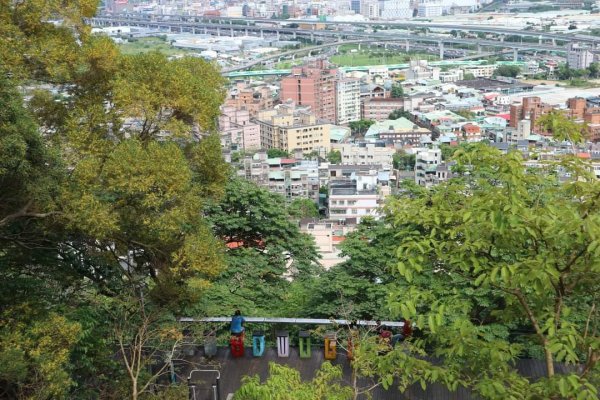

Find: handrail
<box><xmin>179</xmin><ymin>317</ymin><xmax>405</xmax><ymax>327</ymax></box>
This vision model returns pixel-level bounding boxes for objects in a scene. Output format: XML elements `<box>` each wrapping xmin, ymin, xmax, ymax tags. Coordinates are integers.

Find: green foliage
<box><xmin>391</xmin><ymin>84</ymin><xmax>404</xmax><ymax>98</ymax></box>
<box><xmin>385</xmin><ymin>144</ymin><xmax>600</xmax><ymax>398</ymax></box>
<box><xmin>388</xmin><ymin>110</ymin><xmax>412</xmax><ymax>120</ymax></box>
<box><xmin>349</xmin><ymin>119</ymin><xmax>375</xmax><ymax>136</ymax></box>
<box><xmin>235</xmin><ymin>362</ymin><xmax>353</xmax><ymax>400</ymax></box>
<box><xmin>494</xmin><ymin>65</ymin><xmax>521</xmax><ymax>78</ymax></box>
<box><xmin>327</xmin><ymin>149</ymin><xmax>342</xmax><ymax>164</ymax></box>
<box><xmin>288</xmin><ymin>198</ymin><xmax>320</xmax><ymax>219</ymax></box>
<box><xmin>0</xmin><ymin>311</ymin><xmax>82</xmax><ymax>399</ymax></box>
<box><xmin>537</xmin><ymin>111</ymin><xmax>587</xmax><ymax>146</ymax></box>
<box><xmin>0</xmin><ymin>2</ymin><xmax>231</xmax><ymax>398</ymax></box>
<box><xmin>201</xmin><ymin>178</ymin><xmax>320</xmax><ymax>315</ymax></box>
<box><xmin>455</xmin><ymin>109</ymin><xmax>476</xmax><ymax>120</ymax></box>
<box><xmin>267</xmin><ymin>148</ymin><xmax>291</xmax><ymax>158</ymax></box>
<box><xmin>393</xmin><ymin>151</ymin><xmax>416</xmax><ymax>170</ymax></box>
<box><xmin>290</xmin><ymin>218</ymin><xmax>398</xmax><ymax>320</ymax></box>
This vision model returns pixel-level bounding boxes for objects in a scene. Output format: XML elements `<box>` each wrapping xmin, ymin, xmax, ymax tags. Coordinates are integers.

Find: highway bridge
<box><xmin>96</xmin><ymin>12</ymin><xmax>600</xmax><ymax>46</ymax></box>
<box><xmin>89</xmin><ymin>16</ymin><xmax>571</xmax><ymax>60</ymax></box>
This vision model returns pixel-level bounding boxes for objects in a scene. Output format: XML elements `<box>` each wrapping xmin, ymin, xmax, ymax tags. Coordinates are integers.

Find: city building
<box><xmin>509</xmin><ymin>96</ymin><xmax>554</xmax><ymax>135</ymax></box>
<box><xmin>280</xmin><ymin>59</ymin><xmax>338</xmax><ymax>123</ymax></box>
<box><xmin>255</xmin><ymin>105</ymin><xmax>331</xmax><ymax>154</ymax></box>
<box><xmin>336</xmin><ymin>78</ymin><xmax>361</xmax><ymax>125</ymax></box>
<box><xmin>405</xmin><ymin>60</ymin><xmax>441</xmax><ymax>81</ymax></box>
<box><xmin>224</xmin><ymin>83</ymin><xmax>276</xmax><ymax>118</ymax></box>
<box><xmin>219</xmin><ymin>106</ymin><xmax>261</xmax><ymax>150</ymax></box>
<box><xmin>417</xmin><ymin>0</ymin><xmax>443</xmax><ymax>17</ymax></box>
<box><xmin>328</xmin><ymin>176</ymin><xmax>382</xmax><ymax>223</ymax></box>
<box><xmin>567</xmin><ymin>43</ymin><xmax>597</xmax><ymax>70</ymax></box>
<box><xmin>415</xmin><ymin>147</ymin><xmax>442</xmax><ymax>187</ymax></box>
<box><xmin>462</xmin><ymin>64</ymin><xmax>497</xmax><ymax>78</ymax></box>
<box><xmin>365</xmin><ymin>117</ymin><xmax>432</xmax><ymax>145</ymax></box>
<box><xmin>361</xmin><ymin>98</ymin><xmax>404</xmax><ymax>121</ymax></box>
<box><xmin>332</xmin><ymin>142</ymin><xmax>396</xmax><ymax>169</ymax></box>
<box><xmin>237</xmin><ymin>156</ymin><xmax>320</xmax><ymax>202</ymax></box>
<box><xmin>379</xmin><ymin>0</ymin><xmax>413</xmax><ymax>19</ymax></box>
<box><xmin>299</xmin><ymin>219</ymin><xmax>356</xmax><ymax>269</ymax></box>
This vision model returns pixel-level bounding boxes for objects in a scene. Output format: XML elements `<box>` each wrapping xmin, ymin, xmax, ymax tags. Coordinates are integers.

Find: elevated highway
<box><xmin>97</xmin><ymin>12</ymin><xmax>600</xmax><ymax>46</ymax></box>
<box><xmin>89</xmin><ymin>16</ymin><xmax>570</xmax><ymax>59</ymax></box>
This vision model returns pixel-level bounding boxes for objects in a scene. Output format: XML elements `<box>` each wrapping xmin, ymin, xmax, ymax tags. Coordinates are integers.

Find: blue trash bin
<box><xmin>252</xmin><ymin>331</ymin><xmax>265</xmax><ymax>357</ymax></box>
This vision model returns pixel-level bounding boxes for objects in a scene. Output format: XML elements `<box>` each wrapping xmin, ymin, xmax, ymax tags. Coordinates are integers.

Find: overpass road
<box><xmin>98</xmin><ymin>13</ymin><xmax>600</xmax><ymax>46</ymax></box>
<box><xmin>89</xmin><ymin>16</ymin><xmax>571</xmax><ymax>56</ymax></box>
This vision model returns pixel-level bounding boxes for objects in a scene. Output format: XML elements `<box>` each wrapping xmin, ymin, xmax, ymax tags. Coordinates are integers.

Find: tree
<box><xmin>392</xmin><ymin>151</ymin><xmax>416</xmax><ymax>170</ymax></box>
<box><xmin>349</xmin><ymin>119</ymin><xmax>375</xmax><ymax>136</ymax></box>
<box><xmin>388</xmin><ymin>110</ymin><xmax>412</xmax><ymax>120</ymax></box>
<box><xmin>588</xmin><ymin>62</ymin><xmax>600</xmax><ymax>79</ymax></box>
<box><xmin>235</xmin><ymin>362</ymin><xmax>353</xmax><ymax>400</ymax></box>
<box><xmin>463</xmin><ymin>72</ymin><xmax>476</xmax><ymax>80</ymax></box>
<box><xmin>288</xmin><ymin>198</ymin><xmax>320</xmax><ymax>219</ymax></box>
<box><xmin>384</xmin><ymin>144</ymin><xmax>600</xmax><ymax>398</ymax></box>
<box><xmin>455</xmin><ymin>109</ymin><xmax>476</xmax><ymax>119</ymax></box>
<box><xmin>113</xmin><ymin>292</ymin><xmax>184</xmax><ymax>400</ymax></box>
<box><xmin>327</xmin><ymin>150</ymin><xmax>342</xmax><ymax>164</ymax></box>
<box><xmin>391</xmin><ymin>84</ymin><xmax>404</xmax><ymax>98</ymax></box>
<box><xmin>289</xmin><ymin>218</ymin><xmax>398</xmax><ymax>320</ymax></box>
<box><xmin>201</xmin><ymin>178</ymin><xmax>320</xmax><ymax>315</ymax></box>
<box><xmin>0</xmin><ymin>1</ymin><xmax>231</xmax><ymax>397</ymax></box>
<box><xmin>267</xmin><ymin>148</ymin><xmax>290</xmax><ymax>158</ymax></box>
<box><xmin>494</xmin><ymin>65</ymin><xmax>521</xmax><ymax>78</ymax></box>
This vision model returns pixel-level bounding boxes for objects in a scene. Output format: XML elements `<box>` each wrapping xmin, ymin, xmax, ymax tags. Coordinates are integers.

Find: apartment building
<box><xmin>405</xmin><ymin>60</ymin><xmax>441</xmax><ymax>81</ymax></box>
<box><xmin>255</xmin><ymin>106</ymin><xmax>331</xmax><ymax>153</ymax></box>
<box><xmin>332</xmin><ymin>142</ymin><xmax>396</xmax><ymax>169</ymax></box>
<box><xmin>567</xmin><ymin>43</ymin><xmax>597</xmax><ymax>70</ymax></box>
<box><xmin>462</xmin><ymin>64</ymin><xmax>497</xmax><ymax>78</ymax></box>
<box><xmin>328</xmin><ymin>179</ymin><xmax>380</xmax><ymax>223</ymax></box>
<box><xmin>415</xmin><ymin>147</ymin><xmax>442</xmax><ymax>187</ymax></box>
<box><xmin>224</xmin><ymin>83</ymin><xmax>275</xmax><ymax>118</ymax></box>
<box><xmin>219</xmin><ymin>106</ymin><xmax>261</xmax><ymax>150</ymax></box>
<box><xmin>418</xmin><ymin>0</ymin><xmax>443</xmax><ymax>17</ymax></box>
<box><xmin>280</xmin><ymin>59</ymin><xmax>338</xmax><ymax>123</ymax></box>
<box><xmin>364</xmin><ymin>117</ymin><xmax>432</xmax><ymax>145</ymax></box>
<box><xmin>237</xmin><ymin>156</ymin><xmax>320</xmax><ymax>202</ymax></box>
<box><xmin>509</xmin><ymin>96</ymin><xmax>554</xmax><ymax>134</ymax></box>
<box><xmin>379</xmin><ymin>0</ymin><xmax>413</xmax><ymax>18</ymax></box>
<box><xmin>336</xmin><ymin>78</ymin><xmax>361</xmax><ymax>125</ymax></box>
<box><xmin>361</xmin><ymin>98</ymin><xmax>404</xmax><ymax>121</ymax></box>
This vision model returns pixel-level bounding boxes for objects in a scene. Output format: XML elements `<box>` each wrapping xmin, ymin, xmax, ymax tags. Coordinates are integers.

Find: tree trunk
<box><xmin>132</xmin><ymin>380</ymin><xmax>138</xmax><ymax>400</ymax></box>
<box><xmin>544</xmin><ymin>341</ymin><xmax>555</xmax><ymax>378</ymax></box>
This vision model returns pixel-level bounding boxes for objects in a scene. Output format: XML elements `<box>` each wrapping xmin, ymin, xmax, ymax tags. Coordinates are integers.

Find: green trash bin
<box><xmin>299</xmin><ymin>330</ymin><xmax>311</xmax><ymax>358</ymax></box>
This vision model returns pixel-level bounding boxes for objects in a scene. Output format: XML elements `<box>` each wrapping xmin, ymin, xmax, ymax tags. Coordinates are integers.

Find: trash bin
<box><xmin>299</xmin><ymin>330</ymin><xmax>311</xmax><ymax>359</ymax></box>
<box><xmin>204</xmin><ymin>334</ymin><xmax>217</xmax><ymax>358</ymax></box>
<box><xmin>230</xmin><ymin>334</ymin><xmax>245</xmax><ymax>358</ymax></box>
<box><xmin>252</xmin><ymin>331</ymin><xmax>265</xmax><ymax>357</ymax></box>
<box><xmin>276</xmin><ymin>331</ymin><xmax>290</xmax><ymax>358</ymax></box>
<box><xmin>324</xmin><ymin>332</ymin><xmax>337</xmax><ymax>360</ymax></box>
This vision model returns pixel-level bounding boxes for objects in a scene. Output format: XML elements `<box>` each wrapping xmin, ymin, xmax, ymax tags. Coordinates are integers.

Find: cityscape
<box><xmin>1</xmin><ymin>0</ymin><xmax>600</xmax><ymax>399</ymax></box>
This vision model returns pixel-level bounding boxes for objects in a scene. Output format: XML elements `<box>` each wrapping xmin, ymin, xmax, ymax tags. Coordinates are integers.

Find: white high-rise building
<box><xmin>418</xmin><ymin>0</ymin><xmax>443</xmax><ymax>16</ymax></box>
<box><xmin>361</xmin><ymin>0</ymin><xmax>381</xmax><ymax>18</ymax></box>
<box><xmin>379</xmin><ymin>0</ymin><xmax>413</xmax><ymax>18</ymax></box>
<box><xmin>567</xmin><ymin>43</ymin><xmax>597</xmax><ymax>70</ymax></box>
<box><xmin>415</xmin><ymin>147</ymin><xmax>442</xmax><ymax>187</ymax></box>
<box><xmin>336</xmin><ymin>78</ymin><xmax>361</xmax><ymax>125</ymax></box>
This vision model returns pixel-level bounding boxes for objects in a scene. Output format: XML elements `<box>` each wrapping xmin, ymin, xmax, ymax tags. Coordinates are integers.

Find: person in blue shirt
<box><xmin>230</xmin><ymin>309</ymin><xmax>245</xmax><ymax>336</ymax></box>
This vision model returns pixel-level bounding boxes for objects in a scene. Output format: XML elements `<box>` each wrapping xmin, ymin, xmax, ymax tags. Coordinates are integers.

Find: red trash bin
<box><xmin>230</xmin><ymin>334</ymin><xmax>245</xmax><ymax>358</ymax></box>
